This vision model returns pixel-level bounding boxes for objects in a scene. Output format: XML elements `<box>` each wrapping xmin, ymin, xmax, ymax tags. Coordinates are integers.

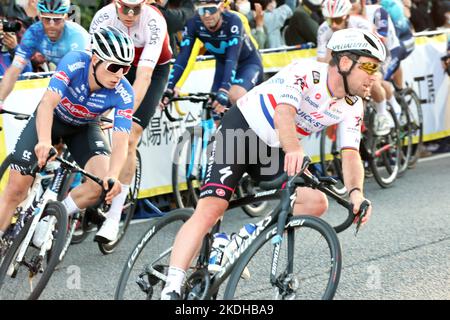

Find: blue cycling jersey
<box><xmin>380</xmin><ymin>0</ymin><xmax>413</xmax><ymax>42</ymax></box>
<box><xmin>13</xmin><ymin>21</ymin><xmax>90</xmax><ymax>69</ymax></box>
<box><xmin>48</xmin><ymin>51</ymin><xmax>134</xmax><ymax>134</ymax></box>
<box><xmin>167</xmin><ymin>11</ymin><xmax>261</xmax><ymax>92</ymax></box>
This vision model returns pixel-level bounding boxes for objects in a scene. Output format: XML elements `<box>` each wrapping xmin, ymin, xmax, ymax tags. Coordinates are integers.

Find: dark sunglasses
<box><xmin>104</xmin><ymin>61</ymin><xmax>131</xmax><ymax>75</ymax></box>
<box><xmin>197</xmin><ymin>5</ymin><xmax>219</xmax><ymax>16</ymax></box>
<box><xmin>116</xmin><ymin>2</ymin><xmax>142</xmax><ymax>16</ymax></box>
<box><xmin>326</xmin><ymin>17</ymin><xmax>346</xmax><ymax>26</ymax></box>
<box><xmin>349</xmin><ymin>57</ymin><xmax>380</xmax><ymax>76</ymax></box>
<box><xmin>40</xmin><ymin>15</ymin><xmax>65</xmax><ymax>24</ymax></box>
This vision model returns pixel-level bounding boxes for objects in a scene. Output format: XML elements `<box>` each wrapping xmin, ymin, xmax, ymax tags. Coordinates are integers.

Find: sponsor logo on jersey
<box><xmin>312</xmin><ymin>71</ymin><xmax>320</xmax><ymax>84</ymax></box>
<box><xmin>280</xmin><ymin>93</ymin><xmax>299</xmax><ymax>103</ymax></box>
<box><xmin>216</xmin><ymin>189</ymin><xmax>226</xmax><ymax>197</ymax></box>
<box><xmin>68</xmin><ymin>61</ymin><xmax>85</xmax><ymax>72</ymax></box>
<box><xmin>54</xmin><ymin>71</ymin><xmax>70</xmax><ymax>85</ymax></box>
<box><xmin>293</xmin><ymin>75</ymin><xmax>308</xmax><ymax>91</ymax></box>
<box><xmin>315</xmin><ymin>93</ymin><xmax>321</xmax><ymax>100</ymax></box>
<box><xmin>60</xmin><ymin>97</ymin><xmax>98</xmax><ymax>119</ymax></box>
<box><xmin>355</xmin><ymin>116</ymin><xmax>362</xmax><ymax>127</ymax></box>
<box><xmin>323</xmin><ymin>110</ymin><xmax>340</xmax><ymax>121</ymax></box>
<box><xmin>345</xmin><ymin>95</ymin><xmax>359</xmax><ymax>106</ymax></box>
<box><xmin>117</xmin><ymin>108</ymin><xmax>133</xmax><ymax>120</ymax></box>
<box><xmin>305</xmin><ymin>96</ymin><xmax>319</xmax><ymax>109</ymax></box>
<box><xmin>148</xmin><ymin>19</ymin><xmax>161</xmax><ymax>45</ymax></box>
<box><xmin>115</xmin><ymin>83</ymin><xmax>133</xmax><ymax>104</ymax></box>
<box><xmin>90</xmin><ymin>13</ymin><xmax>109</xmax><ymax>31</ymax></box>
<box><xmin>296</xmin><ymin>111</ymin><xmax>326</xmax><ymax>129</ymax></box>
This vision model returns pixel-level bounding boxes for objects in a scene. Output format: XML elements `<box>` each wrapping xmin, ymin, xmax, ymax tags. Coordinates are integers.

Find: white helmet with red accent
<box><xmin>322</xmin><ymin>0</ymin><xmax>352</xmax><ymax>18</ymax></box>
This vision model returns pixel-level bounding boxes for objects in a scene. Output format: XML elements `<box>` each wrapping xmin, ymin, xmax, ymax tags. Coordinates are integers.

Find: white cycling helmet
<box><xmin>91</xmin><ymin>26</ymin><xmax>135</xmax><ymax>65</ymax></box>
<box><xmin>322</xmin><ymin>0</ymin><xmax>352</xmax><ymax>18</ymax></box>
<box><xmin>116</xmin><ymin>0</ymin><xmax>145</xmax><ymax>5</ymax></box>
<box><xmin>327</xmin><ymin>28</ymin><xmax>386</xmax><ymax>62</ymax></box>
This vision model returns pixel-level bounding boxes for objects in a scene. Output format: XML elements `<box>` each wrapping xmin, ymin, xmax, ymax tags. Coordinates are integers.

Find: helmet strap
<box><xmin>93</xmin><ymin>61</ymin><xmax>106</xmax><ymax>89</ymax></box>
<box><xmin>333</xmin><ymin>54</ymin><xmax>357</xmax><ymax>96</ymax></box>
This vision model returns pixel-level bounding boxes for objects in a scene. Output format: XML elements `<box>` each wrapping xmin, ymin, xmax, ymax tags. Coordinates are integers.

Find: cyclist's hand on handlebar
<box><xmin>34</xmin><ymin>141</ymin><xmax>55</xmax><ymax>168</ymax></box>
<box><xmin>160</xmin><ymin>88</ymin><xmax>174</xmax><ymax>109</ymax></box>
<box><xmin>212</xmin><ymin>90</ymin><xmax>229</xmax><ymax>114</ymax></box>
<box><xmin>103</xmin><ymin>177</ymin><xmax>122</xmax><ymax>204</ymax></box>
<box><xmin>350</xmin><ymin>191</ymin><xmax>372</xmax><ymax>227</ymax></box>
<box><xmin>284</xmin><ymin>150</ymin><xmax>304</xmax><ymax>176</ymax></box>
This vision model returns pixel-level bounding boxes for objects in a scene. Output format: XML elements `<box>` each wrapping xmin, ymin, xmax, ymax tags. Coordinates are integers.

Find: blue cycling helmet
<box><xmin>37</xmin><ymin>0</ymin><xmax>71</xmax><ymax>14</ymax></box>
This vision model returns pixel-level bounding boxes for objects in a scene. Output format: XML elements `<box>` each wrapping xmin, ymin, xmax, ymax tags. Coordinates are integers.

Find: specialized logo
<box><xmin>219</xmin><ymin>166</ymin><xmax>233</xmax><ymax>184</ymax></box>
<box><xmin>117</xmin><ymin>109</ymin><xmax>133</xmax><ymax>120</ymax></box>
<box><xmin>312</xmin><ymin>71</ymin><xmax>320</xmax><ymax>84</ymax></box>
<box><xmin>54</xmin><ymin>71</ymin><xmax>70</xmax><ymax>85</ymax></box>
<box><xmin>60</xmin><ymin>97</ymin><xmax>97</xmax><ymax>119</ymax></box>
<box><xmin>293</xmin><ymin>75</ymin><xmax>308</xmax><ymax>91</ymax></box>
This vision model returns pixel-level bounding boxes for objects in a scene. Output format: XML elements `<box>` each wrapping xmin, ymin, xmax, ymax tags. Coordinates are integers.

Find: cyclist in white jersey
<box><xmin>318</xmin><ymin>0</ymin><xmax>393</xmax><ymax>135</ymax></box>
<box><xmin>160</xmin><ymin>28</ymin><xmax>386</xmax><ymax>300</ymax></box>
<box><xmin>90</xmin><ymin>0</ymin><xmax>173</xmax><ymax>242</ymax></box>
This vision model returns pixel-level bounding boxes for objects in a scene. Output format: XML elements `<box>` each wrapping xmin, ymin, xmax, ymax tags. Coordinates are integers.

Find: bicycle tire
<box><xmin>402</xmin><ymin>88</ymin><xmax>423</xmax><ymax>167</ymax></box>
<box><xmin>0</xmin><ymin>153</ymin><xmax>12</xmax><ymax>190</ymax></box>
<box><xmin>223</xmin><ymin>215</ymin><xmax>341</xmax><ymax>300</ymax></box>
<box><xmin>0</xmin><ymin>201</ymin><xmax>68</xmax><ymax>300</ymax></box>
<box><xmin>115</xmin><ymin>208</ymin><xmax>193</xmax><ymax>300</ymax></box>
<box><xmin>368</xmin><ymin>105</ymin><xmax>401</xmax><ymax>188</ymax></box>
<box><xmin>172</xmin><ymin>128</ymin><xmax>202</xmax><ymax>208</ymax></box>
<box><xmin>319</xmin><ymin>127</ymin><xmax>347</xmax><ymax>196</ymax></box>
<box><xmin>397</xmin><ymin>101</ymin><xmax>413</xmax><ymax>177</ymax></box>
<box><xmin>98</xmin><ymin>150</ymin><xmax>142</xmax><ymax>255</ymax></box>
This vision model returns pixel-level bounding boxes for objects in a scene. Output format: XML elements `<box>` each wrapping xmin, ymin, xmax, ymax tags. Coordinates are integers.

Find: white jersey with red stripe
<box><xmin>89</xmin><ymin>3</ymin><xmax>172</xmax><ymax>68</ymax></box>
<box><xmin>236</xmin><ymin>60</ymin><xmax>363</xmax><ymax>150</ymax></box>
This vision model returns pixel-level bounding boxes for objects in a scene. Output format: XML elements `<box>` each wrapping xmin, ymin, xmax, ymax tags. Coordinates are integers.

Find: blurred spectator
<box><xmin>7</xmin><ymin>0</ymin><xmax>39</xmax><ymax>28</ymax></box>
<box><xmin>0</xmin><ymin>5</ymin><xmax>32</xmax><ymax>75</ymax></box>
<box><xmin>251</xmin><ymin>2</ymin><xmax>266</xmax><ymax>48</ymax></box>
<box><xmin>431</xmin><ymin>0</ymin><xmax>450</xmax><ymax>29</ymax></box>
<box><xmin>410</xmin><ymin>0</ymin><xmax>434</xmax><ymax>31</ymax></box>
<box><xmin>153</xmin><ymin>0</ymin><xmax>195</xmax><ymax>58</ymax></box>
<box><xmin>284</xmin><ymin>0</ymin><xmax>323</xmax><ymax>46</ymax></box>
<box><xmin>255</xmin><ymin>0</ymin><xmax>293</xmax><ymax>48</ymax></box>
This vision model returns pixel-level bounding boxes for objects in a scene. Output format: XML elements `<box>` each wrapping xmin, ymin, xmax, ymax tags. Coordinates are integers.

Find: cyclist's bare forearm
<box><xmin>132</xmin><ymin>65</ymin><xmax>153</xmax><ymax>113</ymax></box>
<box><xmin>108</xmin><ymin>131</ymin><xmax>129</xmax><ymax>179</ymax></box>
<box><xmin>36</xmin><ymin>91</ymin><xmax>60</xmax><ymax>144</ymax></box>
<box><xmin>0</xmin><ymin>65</ymin><xmax>22</xmax><ymax>101</ymax></box>
<box><xmin>274</xmin><ymin>104</ymin><xmax>301</xmax><ymax>153</ymax></box>
<box><xmin>341</xmin><ymin>149</ymin><xmax>364</xmax><ymax>194</ymax></box>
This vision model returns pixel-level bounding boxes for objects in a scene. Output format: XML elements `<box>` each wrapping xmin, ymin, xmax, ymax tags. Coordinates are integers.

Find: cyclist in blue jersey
<box><xmin>0</xmin><ymin>26</ymin><xmax>135</xmax><ymax>245</ymax></box>
<box><xmin>161</xmin><ymin>0</ymin><xmax>264</xmax><ymax>113</ymax></box>
<box><xmin>0</xmin><ymin>0</ymin><xmax>90</xmax><ymax>109</ymax></box>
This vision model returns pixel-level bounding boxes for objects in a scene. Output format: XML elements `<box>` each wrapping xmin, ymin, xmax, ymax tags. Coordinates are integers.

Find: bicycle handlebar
<box><xmin>0</xmin><ymin>109</ymin><xmax>31</xmax><ymax>121</ymax></box>
<box><xmin>163</xmin><ymin>92</ymin><xmax>217</xmax><ymax>122</ymax></box>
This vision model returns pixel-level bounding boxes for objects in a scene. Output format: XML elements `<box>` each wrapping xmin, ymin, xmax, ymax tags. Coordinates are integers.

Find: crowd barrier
<box><xmin>0</xmin><ymin>32</ymin><xmax>448</xmax><ymax>197</ymax></box>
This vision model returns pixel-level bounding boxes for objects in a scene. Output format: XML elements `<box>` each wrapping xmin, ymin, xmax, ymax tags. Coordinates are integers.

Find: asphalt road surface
<box><xmin>36</xmin><ymin>154</ymin><xmax>450</xmax><ymax>300</ymax></box>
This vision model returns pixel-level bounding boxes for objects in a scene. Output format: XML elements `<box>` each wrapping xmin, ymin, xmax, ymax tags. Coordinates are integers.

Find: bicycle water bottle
<box><xmin>208</xmin><ymin>233</ymin><xmax>230</xmax><ymax>273</ymax></box>
<box><xmin>226</xmin><ymin>223</ymin><xmax>257</xmax><ymax>257</ymax></box>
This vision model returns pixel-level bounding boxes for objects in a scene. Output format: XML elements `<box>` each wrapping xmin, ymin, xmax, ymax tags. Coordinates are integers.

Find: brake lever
<box><xmin>354</xmin><ymin>200</ymin><xmax>371</xmax><ymax>236</ymax></box>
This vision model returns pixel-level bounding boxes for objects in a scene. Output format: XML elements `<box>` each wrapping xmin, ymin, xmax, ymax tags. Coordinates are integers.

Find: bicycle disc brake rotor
<box><xmin>185</xmin><ymin>269</ymin><xmax>211</xmax><ymax>300</ymax></box>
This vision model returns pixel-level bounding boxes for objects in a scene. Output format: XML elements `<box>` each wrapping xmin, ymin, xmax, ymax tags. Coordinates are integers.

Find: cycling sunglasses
<box><xmin>116</xmin><ymin>2</ymin><xmax>142</xmax><ymax>16</ymax></box>
<box><xmin>326</xmin><ymin>17</ymin><xmax>346</xmax><ymax>26</ymax></box>
<box><xmin>197</xmin><ymin>5</ymin><xmax>220</xmax><ymax>16</ymax></box>
<box><xmin>349</xmin><ymin>58</ymin><xmax>381</xmax><ymax>76</ymax></box>
<box><xmin>40</xmin><ymin>15</ymin><xmax>65</xmax><ymax>24</ymax></box>
<box><xmin>104</xmin><ymin>61</ymin><xmax>131</xmax><ymax>75</ymax></box>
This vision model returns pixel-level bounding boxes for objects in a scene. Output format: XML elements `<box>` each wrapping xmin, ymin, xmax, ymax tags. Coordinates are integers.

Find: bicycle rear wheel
<box><xmin>223</xmin><ymin>215</ymin><xmax>341</xmax><ymax>300</ymax></box>
<box><xmin>98</xmin><ymin>150</ymin><xmax>142</xmax><ymax>255</ymax></box>
<box><xmin>115</xmin><ymin>208</ymin><xmax>193</xmax><ymax>300</ymax></box>
<box><xmin>172</xmin><ymin>127</ymin><xmax>203</xmax><ymax>208</ymax></box>
<box><xmin>367</xmin><ymin>105</ymin><xmax>401</xmax><ymax>188</ymax></box>
<box><xmin>0</xmin><ymin>201</ymin><xmax>68</xmax><ymax>300</ymax></box>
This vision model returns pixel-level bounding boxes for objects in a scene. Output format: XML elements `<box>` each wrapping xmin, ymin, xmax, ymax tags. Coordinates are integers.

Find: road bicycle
<box><xmin>165</xmin><ymin>93</ymin><xmax>270</xmax><ymax>218</ymax></box>
<box><xmin>115</xmin><ymin>157</ymin><xmax>369</xmax><ymax>300</ymax></box>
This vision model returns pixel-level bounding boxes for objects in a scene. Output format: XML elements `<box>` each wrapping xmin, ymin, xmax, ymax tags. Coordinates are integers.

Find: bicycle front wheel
<box><xmin>223</xmin><ymin>215</ymin><xmax>341</xmax><ymax>300</ymax></box>
<box><xmin>115</xmin><ymin>208</ymin><xmax>193</xmax><ymax>300</ymax></box>
<box><xmin>403</xmin><ymin>88</ymin><xmax>423</xmax><ymax>167</ymax></box>
<box><xmin>0</xmin><ymin>201</ymin><xmax>68</xmax><ymax>300</ymax></box>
